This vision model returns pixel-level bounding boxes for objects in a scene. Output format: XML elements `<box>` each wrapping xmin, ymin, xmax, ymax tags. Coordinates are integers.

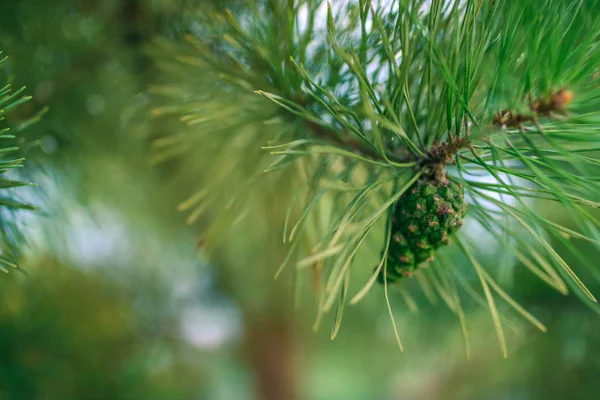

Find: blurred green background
<box><xmin>0</xmin><ymin>1</ymin><xmax>599</xmax><ymax>399</ymax></box>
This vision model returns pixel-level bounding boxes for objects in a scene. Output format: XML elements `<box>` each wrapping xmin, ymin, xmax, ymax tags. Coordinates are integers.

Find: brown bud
<box><xmin>551</xmin><ymin>89</ymin><xmax>574</xmax><ymax>110</ymax></box>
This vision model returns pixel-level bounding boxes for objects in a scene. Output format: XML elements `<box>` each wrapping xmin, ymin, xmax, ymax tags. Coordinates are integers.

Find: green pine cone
<box><xmin>377</xmin><ymin>178</ymin><xmax>467</xmax><ymax>284</ymax></box>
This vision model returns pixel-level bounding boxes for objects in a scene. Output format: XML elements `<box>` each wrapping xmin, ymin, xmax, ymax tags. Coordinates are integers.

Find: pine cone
<box><xmin>378</xmin><ymin>178</ymin><xmax>467</xmax><ymax>284</ymax></box>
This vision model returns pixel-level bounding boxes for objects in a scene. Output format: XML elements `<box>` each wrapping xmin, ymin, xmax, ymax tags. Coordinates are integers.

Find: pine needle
<box><xmin>456</xmin><ymin>238</ymin><xmax>508</xmax><ymax>358</ymax></box>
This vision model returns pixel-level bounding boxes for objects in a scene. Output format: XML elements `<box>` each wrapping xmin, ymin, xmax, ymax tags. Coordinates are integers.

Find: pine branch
<box><xmin>150</xmin><ymin>0</ymin><xmax>600</xmax><ymax>354</ymax></box>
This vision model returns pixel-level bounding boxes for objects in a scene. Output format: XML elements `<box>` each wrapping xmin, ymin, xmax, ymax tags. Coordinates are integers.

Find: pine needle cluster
<box><xmin>0</xmin><ymin>52</ymin><xmax>37</xmax><ymax>272</ymax></box>
<box><xmin>150</xmin><ymin>0</ymin><xmax>600</xmax><ymax>356</ymax></box>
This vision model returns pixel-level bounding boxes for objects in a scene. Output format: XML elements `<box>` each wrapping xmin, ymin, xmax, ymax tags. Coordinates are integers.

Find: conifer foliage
<box><xmin>151</xmin><ymin>0</ymin><xmax>600</xmax><ymax>355</ymax></box>
<box><xmin>0</xmin><ymin>52</ymin><xmax>36</xmax><ymax>272</ymax></box>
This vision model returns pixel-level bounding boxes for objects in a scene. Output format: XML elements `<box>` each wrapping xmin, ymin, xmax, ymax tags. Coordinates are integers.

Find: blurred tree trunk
<box><xmin>245</xmin><ymin>318</ymin><xmax>296</xmax><ymax>400</ymax></box>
